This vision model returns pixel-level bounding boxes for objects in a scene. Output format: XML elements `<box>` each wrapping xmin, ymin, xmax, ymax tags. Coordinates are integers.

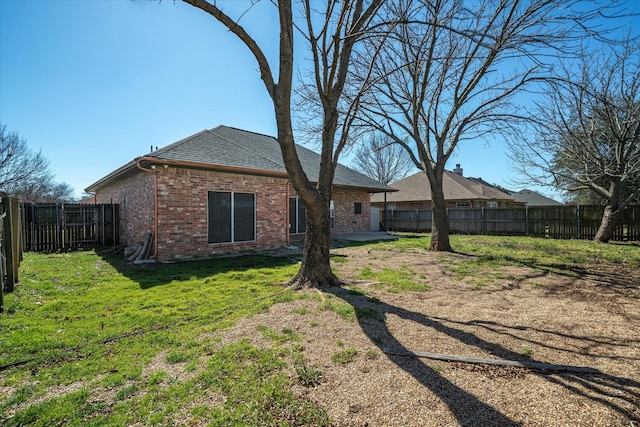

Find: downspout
<box><xmin>383</xmin><ymin>192</ymin><xmax>388</xmax><ymax>232</ymax></box>
<box><xmin>136</xmin><ymin>159</ymin><xmax>158</xmax><ymax>259</ymax></box>
<box><xmin>286</xmin><ymin>181</ymin><xmax>291</xmax><ymax>246</ymax></box>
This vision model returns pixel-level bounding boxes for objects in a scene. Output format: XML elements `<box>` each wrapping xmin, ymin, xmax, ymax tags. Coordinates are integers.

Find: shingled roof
<box><xmin>370</xmin><ymin>170</ymin><xmax>520</xmax><ymax>204</ymax></box>
<box><xmin>510</xmin><ymin>189</ymin><xmax>563</xmax><ymax>206</ymax></box>
<box><xmin>86</xmin><ymin>125</ymin><xmax>393</xmax><ymax>193</ymax></box>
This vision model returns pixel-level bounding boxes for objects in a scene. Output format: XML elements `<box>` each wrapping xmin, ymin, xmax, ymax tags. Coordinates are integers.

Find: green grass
<box><xmin>197</xmin><ymin>339</ymin><xmax>329</xmax><ymax>425</ymax></box>
<box><xmin>318</xmin><ymin>299</ymin><xmax>356</xmax><ymax>321</ymax></box>
<box><xmin>357</xmin><ymin>265</ymin><xmax>431</xmax><ymax>293</ymax></box>
<box><xmin>385</xmin><ymin>233</ymin><xmax>640</xmax><ymax>266</ymax></box>
<box><xmin>295</xmin><ymin>361</ymin><xmax>323</xmax><ymax>387</ymax></box>
<box><xmin>379</xmin><ymin>234</ymin><xmax>640</xmax><ymax>285</ymax></box>
<box><xmin>331</xmin><ymin>348</ymin><xmax>358</xmax><ymax>364</ymax></box>
<box><xmin>257</xmin><ymin>325</ymin><xmax>301</xmax><ymax>343</ymax></box>
<box><xmin>2</xmin><ymin>234</ymin><xmax>638</xmax><ymax>425</ymax></box>
<box><xmin>0</xmin><ymin>250</ymin><xmax>330</xmax><ymax>426</ymax></box>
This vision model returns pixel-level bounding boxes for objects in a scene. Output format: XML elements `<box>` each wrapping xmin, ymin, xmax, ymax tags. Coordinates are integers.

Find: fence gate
<box><xmin>21</xmin><ymin>203</ymin><xmax>119</xmax><ymax>252</ymax></box>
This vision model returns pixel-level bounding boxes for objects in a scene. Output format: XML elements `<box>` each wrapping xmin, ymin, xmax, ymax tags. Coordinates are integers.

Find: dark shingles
<box><xmin>152</xmin><ymin>126</ymin><xmax>391</xmax><ymax>191</ymax></box>
<box><xmin>87</xmin><ymin>125</ymin><xmax>393</xmax><ymax>192</ymax></box>
<box><xmin>371</xmin><ymin>171</ymin><xmax>521</xmax><ymax>204</ymax></box>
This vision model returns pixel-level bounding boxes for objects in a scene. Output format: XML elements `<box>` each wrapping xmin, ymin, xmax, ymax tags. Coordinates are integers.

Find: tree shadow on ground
<box><xmin>453</xmin><ymin>249</ymin><xmax>640</xmax><ymax>299</ymax></box>
<box><xmin>327</xmin><ymin>286</ymin><xmax>640</xmax><ymax>425</ymax></box>
<box><xmin>97</xmin><ymin>251</ymin><xmax>299</xmax><ymax>289</ymax></box>
<box><xmin>429</xmin><ymin>317</ymin><xmax>640</xmax><ymax>363</ymax></box>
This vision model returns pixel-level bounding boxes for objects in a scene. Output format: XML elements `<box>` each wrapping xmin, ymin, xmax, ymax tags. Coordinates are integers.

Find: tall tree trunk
<box><xmin>429</xmin><ymin>172</ymin><xmax>453</xmax><ymax>252</ymax></box>
<box><xmin>594</xmin><ymin>204</ymin><xmax>620</xmax><ymax>243</ymax></box>
<box><xmin>289</xmin><ymin>197</ymin><xmax>342</xmax><ymax>288</ymax></box>
<box><xmin>181</xmin><ymin>0</ymin><xmax>378</xmax><ymax>289</ymax></box>
<box><xmin>594</xmin><ymin>181</ymin><xmax>622</xmax><ymax>243</ymax></box>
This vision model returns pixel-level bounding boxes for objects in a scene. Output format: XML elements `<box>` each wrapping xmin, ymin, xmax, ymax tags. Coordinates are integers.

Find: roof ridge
<box><xmin>218</xmin><ymin>125</ymin><xmax>276</xmax><ymax>139</ymax></box>
<box><xmin>207</xmin><ymin>127</ymin><xmax>284</xmax><ymax>171</ymax></box>
<box><xmin>148</xmin><ymin>130</ymin><xmax>210</xmax><ymax>157</ymax></box>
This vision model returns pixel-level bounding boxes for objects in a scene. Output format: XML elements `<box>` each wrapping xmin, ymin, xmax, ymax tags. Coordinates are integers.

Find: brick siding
<box><xmin>154</xmin><ymin>167</ymin><xmax>289</xmax><ymax>260</ymax></box>
<box><xmin>95</xmin><ymin>166</ymin><xmax>374</xmax><ymax>260</ymax></box>
<box><xmin>332</xmin><ymin>188</ymin><xmax>371</xmax><ymax>233</ymax></box>
<box><xmin>93</xmin><ymin>170</ymin><xmax>155</xmax><ymax>247</ymax></box>
<box><xmin>288</xmin><ymin>187</ymin><xmax>372</xmax><ymax>234</ymax></box>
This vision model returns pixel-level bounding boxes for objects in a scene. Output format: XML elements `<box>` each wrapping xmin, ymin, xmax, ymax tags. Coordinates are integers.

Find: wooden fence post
<box><xmin>2</xmin><ymin>197</ymin><xmax>20</xmax><ymax>292</ymax></box>
<box><xmin>10</xmin><ymin>198</ymin><xmax>20</xmax><ymax>286</ymax></box>
<box><xmin>576</xmin><ymin>205</ymin><xmax>581</xmax><ymax>240</ymax></box>
<box><xmin>0</xmin><ymin>211</ymin><xmax>4</xmax><ymax>313</ymax></box>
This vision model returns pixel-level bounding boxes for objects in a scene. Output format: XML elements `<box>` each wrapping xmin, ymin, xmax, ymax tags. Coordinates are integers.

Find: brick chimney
<box><xmin>453</xmin><ymin>164</ymin><xmax>463</xmax><ymax>176</ymax></box>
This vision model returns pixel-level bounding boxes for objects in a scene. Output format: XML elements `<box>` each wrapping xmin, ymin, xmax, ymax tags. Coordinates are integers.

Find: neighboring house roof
<box><xmin>86</xmin><ymin>125</ymin><xmax>394</xmax><ymax>193</ymax></box>
<box><xmin>467</xmin><ymin>177</ymin><xmax>509</xmax><ymax>193</ymax></box>
<box><xmin>370</xmin><ymin>170</ymin><xmax>521</xmax><ymax>204</ymax></box>
<box><xmin>510</xmin><ymin>189</ymin><xmax>563</xmax><ymax>206</ymax></box>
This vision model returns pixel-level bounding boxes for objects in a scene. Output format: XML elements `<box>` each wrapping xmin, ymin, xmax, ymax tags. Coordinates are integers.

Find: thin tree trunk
<box><xmin>429</xmin><ymin>173</ymin><xmax>453</xmax><ymax>252</ymax></box>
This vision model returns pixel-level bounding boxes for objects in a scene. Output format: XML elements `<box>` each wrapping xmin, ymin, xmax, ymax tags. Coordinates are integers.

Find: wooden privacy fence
<box><xmin>1</xmin><ymin>201</ymin><xmax>118</xmax><ymax>312</ymax></box>
<box><xmin>383</xmin><ymin>205</ymin><xmax>640</xmax><ymax>241</ymax></box>
<box><xmin>20</xmin><ymin>203</ymin><xmax>119</xmax><ymax>252</ymax></box>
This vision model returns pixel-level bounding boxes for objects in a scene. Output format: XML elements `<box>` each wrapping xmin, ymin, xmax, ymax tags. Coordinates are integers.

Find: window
<box><xmin>354</xmin><ymin>202</ymin><xmax>362</xmax><ymax>215</ymax></box>
<box><xmin>208</xmin><ymin>191</ymin><xmax>255</xmax><ymax>244</ymax></box>
<box><xmin>330</xmin><ymin>200</ymin><xmax>335</xmax><ymax>229</ymax></box>
<box><xmin>456</xmin><ymin>201</ymin><xmax>471</xmax><ymax>208</ymax></box>
<box><xmin>487</xmin><ymin>201</ymin><xmax>498</xmax><ymax>209</ymax></box>
<box><xmin>289</xmin><ymin>197</ymin><xmax>306</xmax><ymax>234</ymax></box>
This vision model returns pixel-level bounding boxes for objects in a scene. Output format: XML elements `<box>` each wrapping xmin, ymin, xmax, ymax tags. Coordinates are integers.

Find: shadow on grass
<box><xmin>328</xmin><ymin>287</ymin><xmax>640</xmax><ymax>425</ymax></box>
<box><xmin>97</xmin><ymin>251</ymin><xmax>299</xmax><ymax>290</ymax></box>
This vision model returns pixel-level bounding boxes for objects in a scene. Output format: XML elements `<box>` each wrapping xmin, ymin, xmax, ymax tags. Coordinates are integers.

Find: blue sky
<box><xmin>1</xmin><ymin>0</ymin><xmax>637</xmax><ymax>200</ymax></box>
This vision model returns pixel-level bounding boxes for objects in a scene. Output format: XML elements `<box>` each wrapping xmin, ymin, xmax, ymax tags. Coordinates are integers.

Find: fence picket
<box><xmin>382</xmin><ymin>205</ymin><xmax>640</xmax><ymax>241</ymax></box>
<box><xmin>20</xmin><ymin>203</ymin><xmax>119</xmax><ymax>252</ymax></box>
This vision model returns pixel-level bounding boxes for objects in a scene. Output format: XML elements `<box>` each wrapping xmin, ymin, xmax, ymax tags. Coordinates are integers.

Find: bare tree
<box><xmin>0</xmin><ymin>124</ymin><xmax>50</xmax><ymax>196</ymax></box>
<box><xmin>352</xmin><ymin>132</ymin><xmax>414</xmax><ymax>184</ymax></box>
<box><xmin>355</xmin><ymin>0</ymin><xmax>624</xmax><ymax>251</ymax></box>
<box><xmin>181</xmin><ymin>0</ymin><xmax>385</xmax><ymax>287</ymax></box>
<box><xmin>509</xmin><ymin>40</ymin><xmax>640</xmax><ymax>243</ymax></box>
<box><xmin>11</xmin><ymin>176</ymin><xmax>76</xmax><ymax>203</ymax></box>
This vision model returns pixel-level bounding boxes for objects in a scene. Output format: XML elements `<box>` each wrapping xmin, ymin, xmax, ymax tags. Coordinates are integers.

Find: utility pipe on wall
<box><xmin>135</xmin><ymin>159</ymin><xmax>158</xmax><ymax>259</ymax></box>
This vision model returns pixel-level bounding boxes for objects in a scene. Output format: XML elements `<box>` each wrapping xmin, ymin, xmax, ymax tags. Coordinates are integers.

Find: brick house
<box><xmin>85</xmin><ymin>126</ymin><xmax>393</xmax><ymax>260</ymax></box>
<box><xmin>371</xmin><ymin>165</ymin><xmax>523</xmax><ymax>210</ymax></box>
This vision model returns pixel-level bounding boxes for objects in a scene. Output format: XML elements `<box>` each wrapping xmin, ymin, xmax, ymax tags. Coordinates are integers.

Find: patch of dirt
<box><xmin>140</xmin><ymin>350</ymin><xmax>196</xmax><ymax>384</ymax></box>
<box><xmin>214</xmin><ymin>245</ymin><xmax>640</xmax><ymax>426</ymax></box>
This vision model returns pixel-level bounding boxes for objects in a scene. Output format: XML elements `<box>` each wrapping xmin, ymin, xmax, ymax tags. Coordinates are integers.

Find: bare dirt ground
<box><xmin>218</xmin><ymin>245</ymin><xmax>640</xmax><ymax>426</ymax></box>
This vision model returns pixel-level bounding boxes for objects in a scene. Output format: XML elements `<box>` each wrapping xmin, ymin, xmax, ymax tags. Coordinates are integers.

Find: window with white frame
<box><xmin>208</xmin><ymin>191</ymin><xmax>255</xmax><ymax>244</ymax></box>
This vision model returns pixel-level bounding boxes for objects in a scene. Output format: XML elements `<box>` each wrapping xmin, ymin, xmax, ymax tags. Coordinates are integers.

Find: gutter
<box><xmin>136</xmin><ymin>157</ymin><xmax>290</xmax><ymax>179</ymax></box>
<box><xmin>89</xmin><ymin>156</ymin><xmax>396</xmax><ymax>195</ymax></box>
<box><xmin>134</xmin><ymin>157</ymin><xmax>398</xmax><ymax>194</ymax></box>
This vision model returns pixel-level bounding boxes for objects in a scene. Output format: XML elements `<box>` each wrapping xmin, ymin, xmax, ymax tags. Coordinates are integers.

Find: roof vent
<box><xmin>453</xmin><ymin>164</ymin><xmax>463</xmax><ymax>176</ymax></box>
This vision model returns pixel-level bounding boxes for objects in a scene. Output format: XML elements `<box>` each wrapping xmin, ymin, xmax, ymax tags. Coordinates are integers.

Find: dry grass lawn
<box><xmin>219</xmin><ymin>244</ymin><xmax>640</xmax><ymax>426</ymax></box>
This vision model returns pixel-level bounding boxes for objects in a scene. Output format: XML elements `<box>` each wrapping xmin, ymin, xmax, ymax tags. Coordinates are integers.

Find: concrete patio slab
<box><xmin>330</xmin><ymin>232</ymin><xmax>399</xmax><ymax>242</ymax></box>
